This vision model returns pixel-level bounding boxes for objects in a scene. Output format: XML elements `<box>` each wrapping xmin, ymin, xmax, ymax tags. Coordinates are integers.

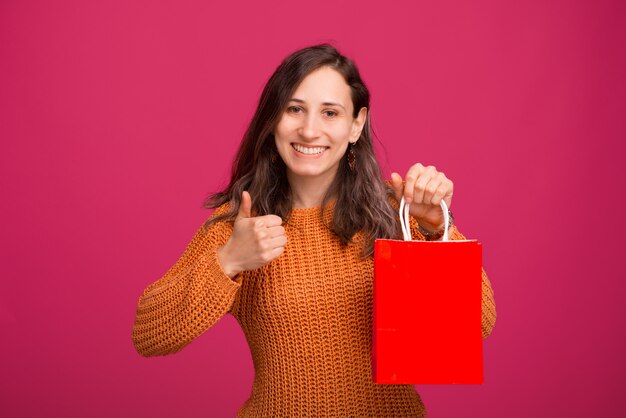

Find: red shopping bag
<box><xmin>372</xmin><ymin>198</ymin><xmax>483</xmax><ymax>384</ymax></box>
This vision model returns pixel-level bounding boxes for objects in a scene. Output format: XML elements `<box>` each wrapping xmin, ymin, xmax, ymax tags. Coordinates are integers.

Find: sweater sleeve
<box><xmin>407</xmin><ymin>218</ymin><xmax>497</xmax><ymax>340</ymax></box>
<box><xmin>131</xmin><ymin>204</ymin><xmax>243</xmax><ymax>357</ymax></box>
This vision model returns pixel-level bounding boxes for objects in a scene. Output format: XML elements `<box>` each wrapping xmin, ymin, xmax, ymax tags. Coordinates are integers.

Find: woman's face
<box><xmin>274</xmin><ymin>66</ymin><xmax>367</xmax><ymax>190</ymax></box>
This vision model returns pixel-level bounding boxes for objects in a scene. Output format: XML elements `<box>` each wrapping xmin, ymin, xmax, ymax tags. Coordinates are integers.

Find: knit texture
<box><xmin>132</xmin><ymin>198</ymin><xmax>497</xmax><ymax>417</ymax></box>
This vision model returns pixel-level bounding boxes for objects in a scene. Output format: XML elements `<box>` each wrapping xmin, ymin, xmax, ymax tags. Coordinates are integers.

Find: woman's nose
<box><xmin>298</xmin><ymin>113</ymin><xmax>321</xmax><ymax>139</ymax></box>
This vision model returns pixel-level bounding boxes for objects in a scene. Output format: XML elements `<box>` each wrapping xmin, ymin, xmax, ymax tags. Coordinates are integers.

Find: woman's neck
<box><xmin>288</xmin><ymin>171</ymin><xmax>336</xmax><ymax>209</ymax></box>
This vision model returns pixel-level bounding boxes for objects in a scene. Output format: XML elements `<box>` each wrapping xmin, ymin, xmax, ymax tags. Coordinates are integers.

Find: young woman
<box><xmin>132</xmin><ymin>44</ymin><xmax>497</xmax><ymax>417</ymax></box>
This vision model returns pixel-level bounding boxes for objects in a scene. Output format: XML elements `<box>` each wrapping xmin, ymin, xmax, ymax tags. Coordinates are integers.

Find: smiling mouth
<box><xmin>291</xmin><ymin>143</ymin><xmax>329</xmax><ymax>155</ymax></box>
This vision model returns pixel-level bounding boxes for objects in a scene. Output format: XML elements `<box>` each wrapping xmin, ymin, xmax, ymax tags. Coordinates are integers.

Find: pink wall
<box><xmin>1</xmin><ymin>1</ymin><xmax>624</xmax><ymax>417</ymax></box>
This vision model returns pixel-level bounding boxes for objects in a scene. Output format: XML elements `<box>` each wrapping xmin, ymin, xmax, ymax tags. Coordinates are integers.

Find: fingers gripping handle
<box><xmin>399</xmin><ymin>197</ymin><xmax>449</xmax><ymax>242</ymax></box>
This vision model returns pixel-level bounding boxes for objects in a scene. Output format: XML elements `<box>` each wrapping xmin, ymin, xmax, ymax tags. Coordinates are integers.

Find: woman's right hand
<box><xmin>216</xmin><ymin>191</ymin><xmax>287</xmax><ymax>279</ymax></box>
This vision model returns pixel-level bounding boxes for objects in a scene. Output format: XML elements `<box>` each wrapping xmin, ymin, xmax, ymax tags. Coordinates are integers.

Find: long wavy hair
<box><xmin>201</xmin><ymin>43</ymin><xmax>400</xmax><ymax>256</ymax></box>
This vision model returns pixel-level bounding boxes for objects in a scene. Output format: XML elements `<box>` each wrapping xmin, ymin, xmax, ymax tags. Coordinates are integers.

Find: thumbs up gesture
<box><xmin>217</xmin><ymin>191</ymin><xmax>287</xmax><ymax>278</ymax></box>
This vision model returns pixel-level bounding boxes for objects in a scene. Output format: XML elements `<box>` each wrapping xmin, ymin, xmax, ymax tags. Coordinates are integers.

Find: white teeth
<box><xmin>292</xmin><ymin>144</ymin><xmax>327</xmax><ymax>155</ymax></box>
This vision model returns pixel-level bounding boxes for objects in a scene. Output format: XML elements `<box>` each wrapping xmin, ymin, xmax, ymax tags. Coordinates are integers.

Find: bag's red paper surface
<box><xmin>372</xmin><ymin>239</ymin><xmax>483</xmax><ymax>384</ymax></box>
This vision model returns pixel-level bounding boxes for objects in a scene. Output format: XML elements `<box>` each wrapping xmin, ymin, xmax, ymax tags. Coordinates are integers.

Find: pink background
<box><xmin>1</xmin><ymin>1</ymin><xmax>624</xmax><ymax>417</ymax></box>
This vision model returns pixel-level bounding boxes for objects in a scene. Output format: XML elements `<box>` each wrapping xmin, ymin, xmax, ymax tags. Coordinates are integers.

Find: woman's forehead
<box><xmin>291</xmin><ymin>67</ymin><xmax>352</xmax><ymax>108</ymax></box>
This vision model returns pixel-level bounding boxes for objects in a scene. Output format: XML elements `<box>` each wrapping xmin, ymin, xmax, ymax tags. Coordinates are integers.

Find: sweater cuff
<box><xmin>204</xmin><ymin>247</ymin><xmax>243</xmax><ymax>296</ymax></box>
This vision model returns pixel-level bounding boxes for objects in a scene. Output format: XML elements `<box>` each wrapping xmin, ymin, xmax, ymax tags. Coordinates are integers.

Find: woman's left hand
<box><xmin>391</xmin><ymin>163</ymin><xmax>453</xmax><ymax>231</ymax></box>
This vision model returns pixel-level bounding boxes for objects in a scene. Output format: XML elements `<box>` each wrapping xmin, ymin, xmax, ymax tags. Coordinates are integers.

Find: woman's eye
<box><xmin>287</xmin><ymin>106</ymin><xmax>303</xmax><ymax>113</ymax></box>
<box><xmin>324</xmin><ymin>110</ymin><xmax>337</xmax><ymax>118</ymax></box>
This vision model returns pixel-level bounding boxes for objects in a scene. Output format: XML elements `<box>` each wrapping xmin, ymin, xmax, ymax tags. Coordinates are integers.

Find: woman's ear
<box><xmin>350</xmin><ymin>107</ymin><xmax>368</xmax><ymax>142</ymax></box>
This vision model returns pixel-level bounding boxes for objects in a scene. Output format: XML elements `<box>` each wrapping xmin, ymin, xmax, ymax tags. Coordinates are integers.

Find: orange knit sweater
<box><xmin>132</xmin><ymin>199</ymin><xmax>497</xmax><ymax>417</ymax></box>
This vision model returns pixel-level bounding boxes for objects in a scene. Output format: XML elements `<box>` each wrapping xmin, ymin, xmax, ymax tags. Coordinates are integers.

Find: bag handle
<box><xmin>399</xmin><ymin>197</ymin><xmax>450</xmax><ymax>242</ymax></box>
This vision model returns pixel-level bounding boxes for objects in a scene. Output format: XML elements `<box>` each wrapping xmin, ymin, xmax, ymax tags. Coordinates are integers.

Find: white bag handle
<box><xmin>399</xmin><ymin>197</ymin><xmax>450</xmax><ymax>242</ymax></box>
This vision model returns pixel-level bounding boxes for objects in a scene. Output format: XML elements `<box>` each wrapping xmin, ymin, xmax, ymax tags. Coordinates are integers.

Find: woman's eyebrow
<box><xmin>289</xmin><ymin>98</ymin><xmax>345</xmax><ymax>110</ymax></box>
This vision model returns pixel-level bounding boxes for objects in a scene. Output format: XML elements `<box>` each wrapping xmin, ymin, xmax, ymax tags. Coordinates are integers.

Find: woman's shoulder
<box><xmin>200</xmin><ymin>201</ymin><xmax>234</xmax><ymax>233</ymax></box>
<box><xmin>211</xmin><ymin>201</ymin><xmax>233</xmax><ymax>218</ymax></box>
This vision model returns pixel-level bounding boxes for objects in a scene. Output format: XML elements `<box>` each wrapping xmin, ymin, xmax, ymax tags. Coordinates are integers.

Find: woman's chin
<box><xmin>290</xmin><ymin>169</ymin><xmax>323</xmax><ymax>178</ymax></box>
<box><xmin>286</xmin><ymin>165</ymin><xmax>332</xmax><ymax>179</ymax></box>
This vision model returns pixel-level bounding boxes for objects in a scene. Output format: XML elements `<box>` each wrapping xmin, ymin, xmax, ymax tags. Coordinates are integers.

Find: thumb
<box><xmin>390</xmin><ymin>172</ymin><xmax>404</xmax><ymax>202</ymax></box>
<box><xmin>237</xmin><ymin>191</ymin><xmax>252</xmax><ymax>219</ymax></box>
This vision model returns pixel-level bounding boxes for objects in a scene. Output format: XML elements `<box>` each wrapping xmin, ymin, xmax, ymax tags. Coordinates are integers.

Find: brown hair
<box><xmin>201</xmin><ymin>43</ymin><xmax>400</xmax><ymax>256</ymax></box>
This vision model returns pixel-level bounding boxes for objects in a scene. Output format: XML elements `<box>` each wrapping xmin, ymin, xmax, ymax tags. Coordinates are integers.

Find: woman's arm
<box><xmin>131</xmin><ymin>205</ymin><xmax>243</xmax><ymax>357</ymax></box>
